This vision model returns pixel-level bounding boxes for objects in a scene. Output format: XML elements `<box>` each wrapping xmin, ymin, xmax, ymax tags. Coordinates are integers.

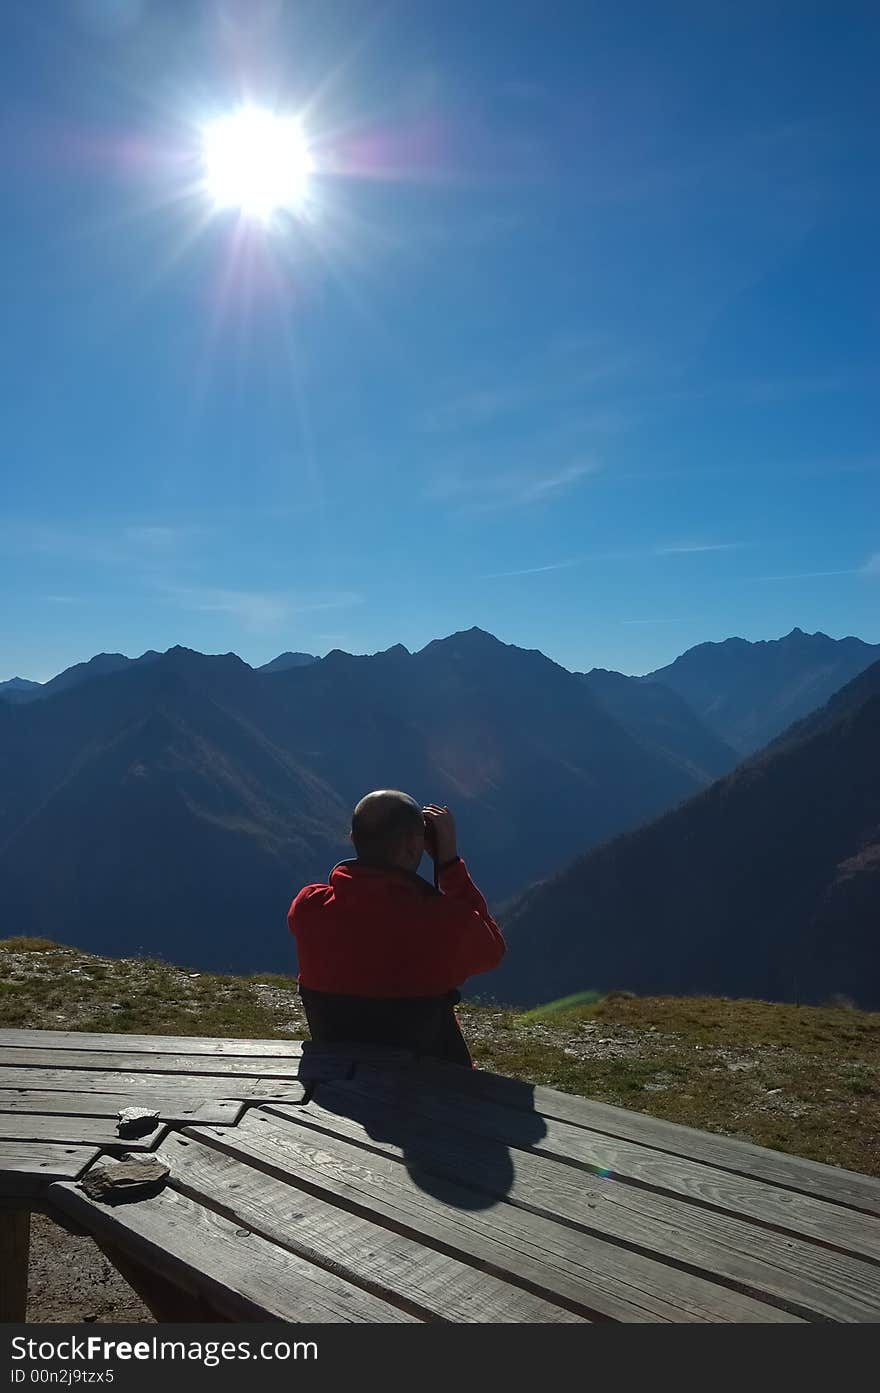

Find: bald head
<box><xmin>351</xmin><ymin>789</ymin><xmax>424</xmax><ymax>868</ymax></box>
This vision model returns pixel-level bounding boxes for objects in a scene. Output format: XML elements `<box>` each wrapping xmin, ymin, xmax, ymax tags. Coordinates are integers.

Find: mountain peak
<box><xmin>0</xmin><ymin>676</ymin><xmax>41</xmax><ymax>690</ymax></box>
<box><xmin>160</xmin><ymin>645</ymin><xmax>249</xmax><ymax>667</ymax></box>
<box><xmin>417</xmin><ymin>626</ymin><xmax>505</xmax><ymax>657</ymax></box>
<box><xmin>258</xmin><ymin>651</ymin><xmax>318</xmax><ymax>674</ymax></box>
<box><xmin>379</xmin><ymin>643</ymin><xmax>410</xmax><ymax>658</ymax></box>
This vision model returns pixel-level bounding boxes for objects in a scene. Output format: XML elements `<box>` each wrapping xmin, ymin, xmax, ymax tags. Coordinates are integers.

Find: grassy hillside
<box><xmin>1</xmin><ymin>936</ymin><xmax>878</xmax><ymax>1178</ymax></box>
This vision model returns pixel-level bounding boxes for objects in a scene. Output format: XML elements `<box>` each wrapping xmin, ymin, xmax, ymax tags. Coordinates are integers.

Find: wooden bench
<box><xmin>2</xmin><ymin>1027</ymin><xmax>880</xmax><ymax>1323</ymax></box>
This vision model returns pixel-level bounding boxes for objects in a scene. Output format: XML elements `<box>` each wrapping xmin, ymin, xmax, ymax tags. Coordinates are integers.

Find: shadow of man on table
<box><xmin>298</xmin><ymin>1045</ymin><xmax>547</xmax><ymax>1211</ymax></box>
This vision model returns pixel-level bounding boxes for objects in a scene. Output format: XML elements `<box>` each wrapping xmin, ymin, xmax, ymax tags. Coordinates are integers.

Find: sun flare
<box><xmin>201</xmin><ymin>108</ymin><xmax>314</xmax><ymax>221</ymax></box>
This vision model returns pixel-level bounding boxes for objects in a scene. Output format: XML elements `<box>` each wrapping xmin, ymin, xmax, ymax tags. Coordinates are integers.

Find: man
<box><xmin>288</xmin><ymin>791</ymin><xmax>506</xmax><ymax>1065</ymax></box>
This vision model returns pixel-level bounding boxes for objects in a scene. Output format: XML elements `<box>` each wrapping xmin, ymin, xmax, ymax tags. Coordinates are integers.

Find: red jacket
<box><xmin>288</xmin><ymin>857</ymin><xmax>506</xmax><ymax>997</ymax></box>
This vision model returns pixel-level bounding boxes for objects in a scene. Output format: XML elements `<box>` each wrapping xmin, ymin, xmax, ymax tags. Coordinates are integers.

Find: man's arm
<box><xmin>423</xmin><ymin>804</ymin><xmax>506</xmax><ymax>980</ymax></box>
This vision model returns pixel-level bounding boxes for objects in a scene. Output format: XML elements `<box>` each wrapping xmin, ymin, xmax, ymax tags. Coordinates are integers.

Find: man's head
<box><xmin>350</xmin><ymin>789</ymin><xmax>425</xmax><ymax>871</ymax></box>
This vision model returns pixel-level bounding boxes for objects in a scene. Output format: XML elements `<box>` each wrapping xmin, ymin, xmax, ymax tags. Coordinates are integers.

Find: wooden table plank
<box><xmin>416</xmin><ymin>1061</ymin><xmax>880</xmax><ymax>1216</ymax></box>
<box><xmin>162</xmin><ymin>1131</ymin><xmax>585</xmax><ymax>1323</ymax></box>
<box><xmin>0</xmin><ymin>1029</ymin><xmax>308</xmax><ymax>1056</ymax></box>
<box><xmin>0</xmin><ymin>1091</ymin><xmax>247</xmax><ymax>1127</ymax></box>
<box><xmin>264</xmin><ymin>1094</ymin><xmax>880</xmax><ymax>1322</ymax></box>
<box><xmin>48</xmin><ymin>1179</ymin><xmax>419</xmax><ymax>1323</ymax></box>
<box><xmin>186</xmin><ymin>1112</ymin><xmax>801</xmax><ymax>1323</ymax></box>
<box><xmin>0</xmin><ymin>1067</ymin><xmax>322</xmax><ymax>1098</ymax></box>
<box><xmin>0</xmin><ymin>1047</ymin><xmax>327</xmax><ymax>1079</ymax></box>
<box><xmin>0</xmin><ymin>1030</ymin><xmax>413</xmax><ymax>1070</ymax></box>
<box><xmin>0</xmin><ymin>1046</ymin><xmax>410</xmax><ymax>1085</ymax></box>
<box><xmin>0</xmin><ymin>1142</ymin><xmax>101</xmax><ymax>1199</ymax></box>
<box><xmin>328</xmin><ymin>1072</ymin><xmax>880</xmax><ymax>1263</ymax></box>
<box><xmin>0</xmin><ymin>1114</ymin><xmax>165</xmax><ymax>1150</ymax></box>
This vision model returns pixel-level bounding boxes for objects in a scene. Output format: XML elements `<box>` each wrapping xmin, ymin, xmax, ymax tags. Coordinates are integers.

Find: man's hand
<box><xmin>423</xmin><ymin>804</ymin><xmax>458</xmax><ymax>865</ymax></box>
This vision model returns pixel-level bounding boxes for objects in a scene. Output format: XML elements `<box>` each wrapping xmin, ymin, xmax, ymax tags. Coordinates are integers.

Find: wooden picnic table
<box><xmin>2</xmin><ymin>1026</ymin><xmax>880</xmax><ymax>1323</ymax></box>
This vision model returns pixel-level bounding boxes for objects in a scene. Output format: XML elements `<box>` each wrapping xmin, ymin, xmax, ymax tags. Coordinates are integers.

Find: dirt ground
<box><xmin>26</xmin><ymin>1213</ymin><xmax>153</xmax><ymax>1324</ymax></box>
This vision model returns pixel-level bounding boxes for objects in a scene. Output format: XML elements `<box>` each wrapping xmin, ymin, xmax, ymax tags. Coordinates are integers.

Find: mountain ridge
<box><xmin>258</xmin><ymin>651</ymin><xmax>318</xmax><ymax>673</ymax></box>
<box><xmin>495</xmin><ymin>658</ymin><xmax>880</xmax><ymax>1010</ymax></box>
<box><xmin>0</xmin><ymin>631</ymin><xmax>723</xmax><ymax>971</ymax></box>
<box><xmin>646</xmin><ymin>628</ymin><xmax>880</xmax><ymax>754</ymax></box>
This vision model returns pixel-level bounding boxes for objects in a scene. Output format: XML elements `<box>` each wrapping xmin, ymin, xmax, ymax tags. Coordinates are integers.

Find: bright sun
<box><xmin>202</xmin><ymin>108</ymin><xmax>314</xmax><ymax>221</ymax></box>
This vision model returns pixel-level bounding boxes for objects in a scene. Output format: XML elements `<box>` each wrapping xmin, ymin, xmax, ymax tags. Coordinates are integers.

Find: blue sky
<box><xmin>2</xmin><ymin>0</ymin><xmax>878</xmax><ymax>682</ymax></box>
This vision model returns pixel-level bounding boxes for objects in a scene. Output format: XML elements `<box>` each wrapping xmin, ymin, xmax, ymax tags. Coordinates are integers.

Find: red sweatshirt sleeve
<box><xmin>428</xmin><ymin>857</ymin><xmax>506</xmax><ymax>983</ymax></box>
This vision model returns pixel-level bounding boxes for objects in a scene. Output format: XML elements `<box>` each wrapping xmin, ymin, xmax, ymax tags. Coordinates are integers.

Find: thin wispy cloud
<box><xmin>480</xmin><ymin>559</ymin><xmax>582</xmax><ymax>580</ymax></box>
<box><xmin>629</xmin><ymin>374</ymin><xmax>858</xmax><ymax>413</ymax></box>
<box><xmin>421</xmin><ymin>369</ymin><xmax>632</xmax><ymax>434</ymax></box>
<box><xmin>421</xmin><ymin>384</ymin><xmax>535</xmax><ymax>432</ymax></box>
<box><xmin>652</xmin><ymin>542</ymin><xmax>752</xmax><ymax>555</ymax></box>
<box><xmin>478</xmin><ymin>539</ymin><xmax>755</xmax><ymax>579</ymax></box>
<box><xmin>427</xmin><ymin>459</ymin><xmax>598</xmax><ymax>513</ymax></box>
<box><xmin>617</xmin><ymin>454</ymin><xmax>880</xmax><ymax>486</ymax></box>
<box><xmin>519</xmin><ymin>462</ymin><xmax>596</xmax><ymax>504</ymax></box>
<box><xmin>163</xmin><ymin>586</ymin><xmax>364</xmax><ymax>634</ymax></box>
<box><xmin>750</xmin><ymin>568</ymin><xmax>865</xmax><ymax>582</ymax></box>
<box><xmin>419</xmin><ymin>335</ymin><xmax>634</xmax><ymax>434</ymax></box>
<box><xmin>0</xmin><ymin>519</ymin><xmax>201</xmax><ymax>568</ymax></box>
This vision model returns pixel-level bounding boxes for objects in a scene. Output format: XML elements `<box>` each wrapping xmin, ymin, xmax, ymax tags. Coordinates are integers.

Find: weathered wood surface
<box><xmin>49</xmin><ymin>1180</ymin><xmax>418</xmax><ymax>1323</ymax></box>
<box><xmin>0</xmin><ymin>1029</ymin><xmax>412</xmax><ymax>1068</ymax></box>
<box><xmin>325</xmin><ymin>1072</ymin><xmax>880</xmax><ymax>1263</ymax></box>
<box><xmin>0</xmin><ymin>1097</ymin><xmax>243</xmax><ymax>1131</ymax></box>
<box><xmin>416</xmin><ymin>1060</ymin><xmax>880</xmax><ymax>1215</ymax></box>
<box><xmin>0</xmin><ymin>1210</ymin><xmax>30</xmax><ymax>1321</ymax></box>
<box><xmin>0</xmin><ymin>1047</ymin><xmax>325</xmax><ymax>1079</ymax></box>
<box><xmin>162</xmin><ymin>1131</ymin><xmax>585</xmax><ymax>1323</ymax></box>
<box><xmin>2</xmin><ymin>1028</ymin><xmax>879</xmax><ymax>1323</ymax></box>
<box><xmin>0</xmin><ymin>1113</ymin><xmax>166</xmax><ymax>1150</ymax></box>
<box><xmin>0</xmin><ymin>1091</ymin><xmax>246</xmax><ymax>1126</ymax></box>
<box><xmin>261</xmin><ymin>1092</ymin><xmax>880</xmax><ymax>1323</ymax></box>
<box><xmin>187</xmin><ymin>1111</ymin><xmax>801</xmax><ymax>1323</ymax></box>
<box><xmin>0</xmin><ymin>1025</ymin><xmax>306</xmax><ymax>1053</ymax></box>
<box><xmin>0</xmin><ymin>1141</ymin><xmax>101</xmax><ymax>1199</ymax></box>
<box><xmin>0</xmin><ymin>1067</ymin><xmax>318</xmax><ymax>1099</ymax></box>
<box><xmin>0</xmin><ymin>1029</ymin><xmax>309</xmax><ymax>1056</ymax></box>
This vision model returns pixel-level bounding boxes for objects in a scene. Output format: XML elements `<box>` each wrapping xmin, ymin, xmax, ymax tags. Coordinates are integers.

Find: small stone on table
<box><xmin>116</xmin><ymin>1106</ymin><xmax>160</xmax><ymax>1138</ymax></box>
<box><xmin>79</xmin><ymin>1153</ymin><xmax>170</xmax><ymax>1204</ymax></box>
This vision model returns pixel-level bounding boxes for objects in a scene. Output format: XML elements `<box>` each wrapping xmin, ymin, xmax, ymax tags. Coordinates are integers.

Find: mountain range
<box><xmin>495</xmin><ymin>656</ymin><xmax>880</xmax><ymax>1010</ymax></box>
<box><xmin>1</xmin><ymin>626</ymin><xmax>876</xmax><ymax>997</ymax></box>
<box><xmin>646</xmin><ymin>628</ymin><xmax>880</xmax><ymax>754</ymax></box>
<box><xmin>0</xmin><ymin>652</ymin><xmax>161</xmax><ymax>703</ymax></box>
<box><xmin>0</xmin><ymin>629</ymin><xmax>725</xmax><ymax>972</ymax></box>
<box><xmin>0</xmin><ymin>647</ymin><xmax>319</xmax><ymax>699</ymax></box>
